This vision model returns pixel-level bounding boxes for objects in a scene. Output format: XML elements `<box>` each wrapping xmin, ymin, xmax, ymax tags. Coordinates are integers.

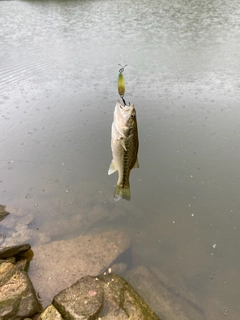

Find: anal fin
<box><xmin>108</xmin><ymin>161</ymin><xmax>117</xmax><ymax>175</ymax></box>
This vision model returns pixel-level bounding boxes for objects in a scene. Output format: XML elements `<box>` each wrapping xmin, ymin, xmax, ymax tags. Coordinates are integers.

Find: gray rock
<box><xmin>1</xmin><ymin>228</ymin><xmax>34</xmax><ymax>248</ymax></box>
<box><xmin>29</xmin><ymin>230</ymin><xmax>131</xmax><ymax>308</ymax></box>
<box><xmin>0</xmin><ymin>206</ymin><xmax>33</xmax><ymax>248</ymax></box>
<box><xmin>37</xmin><ymin>198</ymin><xmax>128</xmax><ymax>243</ymax></box>
<box><xmin>0</xmin><ymin>205</ymin><xmax>9</xmax><ymax>221</ymax></box>
<box><xmin>0</xmin><ymin>208</ymin><xmax>33</xmax><ymax>230</ymax></box>
<box><xmin>0</xmin><ymin>206</ymin><xmax>50</xmax><ymax>248</ymax></box>
<box><xmin>51</xmin><ymin>273</ymin><xmax>160</xmax><ymax>320</ymax></box>
<box><xmin>53</xmin><ymin>275</ymin><xmax>104</xmax><ymax>319</ymax></box>
<box><xmin>0</xmin><ymin>261</ymin><xmax>40</xmax><ymax>319</ymax></box>
<box><xmin>39</xmin><ymin>305</ymin><xmax>64</xmax><ymax>320</ymax></box>
<box><xmin>0</xmin><ymin>243</ymin><xmax>31</xmax><ymax>259</ymax></box>
<box><xmin>124</xmin><ymin>266</ymin><xmax>205</xmax><ymax>320</ymax></box>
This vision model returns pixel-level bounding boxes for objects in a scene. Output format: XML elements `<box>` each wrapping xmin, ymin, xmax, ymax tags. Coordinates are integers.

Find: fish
<box><xmin>108</xmin><ymin>101</ymin><xmax>139</xmax><ymax>201</ymax></box>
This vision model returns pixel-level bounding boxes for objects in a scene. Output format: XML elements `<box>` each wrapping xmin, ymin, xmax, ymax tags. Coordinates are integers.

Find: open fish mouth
<box><xmin>115</xmin><ymin>102</ymin><xmax>136</xmax><ymax>124</ymax></box>
<box><xmin>118</xmin><ymin>102</ymin><xmax>132</xmax><ymax>110</ymax></box>
<box><xmin>116</xmin><ymin>101</ymin><xmax>134</xmax><ymax>114</ymax></box>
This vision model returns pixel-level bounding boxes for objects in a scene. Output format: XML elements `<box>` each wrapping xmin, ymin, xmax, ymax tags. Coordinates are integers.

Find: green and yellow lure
<box><xmin>118</xmin><ymin>64</ymin><xmax>126</xmax><ymax>97</ymax></box>
<box><xmin>118</xmin><ymin>64</ymin><xmax>127</xmax><ymax>105</ymax></box>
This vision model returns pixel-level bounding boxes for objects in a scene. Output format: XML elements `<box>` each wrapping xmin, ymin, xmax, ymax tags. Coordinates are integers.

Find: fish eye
<box><xmin>131</xmin><ymin>113</ymin><xmax>135</xmax><ymax>119</ymax></box>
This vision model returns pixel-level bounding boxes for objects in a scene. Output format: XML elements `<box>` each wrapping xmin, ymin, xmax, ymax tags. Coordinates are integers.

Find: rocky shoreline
<box><xmin>0</xmin><ymin>247</ymin><xmax>159</xmax><ymax>319</ymax></box>
<box><xmin>0</xmin><ymin>205</ymin><xmax>206</xmax><ymax>320</ymax></box>
<box><xmin>0</xmin><ymin>205</ymin><xmax>160</xmax><ymax>319</ymax></box>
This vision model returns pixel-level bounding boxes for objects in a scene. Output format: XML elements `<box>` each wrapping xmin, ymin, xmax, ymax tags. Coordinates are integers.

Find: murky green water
<box><xmin>1</xmin><ymin>0</ymin><xmax>240</xmax><ymax>317</ymax></box>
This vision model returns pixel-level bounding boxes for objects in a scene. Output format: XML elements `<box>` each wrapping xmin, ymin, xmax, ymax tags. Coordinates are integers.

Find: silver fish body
<box><xmin>108</xmin><ymin>102</ymin><xmax>139</xmax><ymax>201</ymax></box>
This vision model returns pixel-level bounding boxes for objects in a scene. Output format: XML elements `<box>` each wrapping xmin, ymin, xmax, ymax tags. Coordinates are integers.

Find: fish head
<box><xmin>114</xmin><ymin>102</ymin><xmax>137</xmax><ymax>132</ymax></box>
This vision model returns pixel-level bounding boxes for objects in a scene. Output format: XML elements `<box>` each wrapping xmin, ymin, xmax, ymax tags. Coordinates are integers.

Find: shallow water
<box><xmin>1</xmin><ymin>0</ymin><xmax>240</xmax><ymax>317</ymax></box>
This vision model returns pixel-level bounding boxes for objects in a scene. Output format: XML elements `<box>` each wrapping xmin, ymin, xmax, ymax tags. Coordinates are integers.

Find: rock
<box><xmin>53</xmin><ymin>275</ymin><xmax>104</xmax><ymax>319</ymax></box>
<box><xmin>0</xmin><ymin>206</ymin><xmax>50</xmax><ymax>248</ymax></box>
<box><xmin>6</xmin><ymin>256</ymin><xmax>16</xmax><ymax>264</ymax></box>
<box><xmin>1</xmin><ymin>227</ymin><xmax>33</xmax><ymax>248</ymax></box>
<box><xmin>124</xmin><ymin>266</ymin><xmax>205</xmax><ymax>320</ymax></box>
<box><xmin>97</xmin><ymin>273</ymin><xmax>160</xmax><ymax>320</ymax></box>
<box><xmin>39</xmin><ymin>305</ymin><xmax>64</xmax><ymax>320</ymax></box>
<box><xmin>16</xmin><ymin>258</ymin><xmax>30</xmax><ymax>272</ymax></box>
<box><xmin>50</xmin><ymin>273</ymin><xmax>160</xmax><ymax>320</ymax></box>
<box><xmin>29</xmin><ymin>230</ymin><xmax>131</xmax><ymax>308</ymax></box>
<box><xmin>0</xmin><ymin>243</ymin><xmax>31</xmax><ymax>259</ymax></box>
<box><xmin>0</xmin><ymin>205</ymin><xmax>9</xmax><ymax>221</ymax></box>
<box><xmin>0</xmin><ymin>261</ymin><xmax>41</xmax><ymax>319</ymax></box>
<box><xmin>0</xmin><ymin>207</ymin><xmax>33</xmax><ymax>230</ymax></box>
<box><xmin>37</xmin><ymin>198</ymin><xmax>128</xmax><ymax>242</ymax></box>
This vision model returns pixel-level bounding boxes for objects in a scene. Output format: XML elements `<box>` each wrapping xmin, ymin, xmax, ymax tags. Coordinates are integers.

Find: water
<box><xmin>1</xmin><ymin>0</ymin><xmax>240</xmax><ymax>317</ymax></box>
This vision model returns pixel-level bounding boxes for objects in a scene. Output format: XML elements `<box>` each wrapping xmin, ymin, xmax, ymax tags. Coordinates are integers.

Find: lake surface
<box><xmin>1</xmin><ymin>0</ymin><xmax>240</xmax><ymax>317</ymax></box>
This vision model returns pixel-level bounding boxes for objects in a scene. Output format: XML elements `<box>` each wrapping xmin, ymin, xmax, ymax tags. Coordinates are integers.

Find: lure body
<box><xmin>117</xmin><ymin>64</ymin><xmax>127</xmax><ymax>105</ymax></box>
<box><xmin>118</xmin><ymin>72</ymin><xmax>125</xmax><ymax>97</ymax></box>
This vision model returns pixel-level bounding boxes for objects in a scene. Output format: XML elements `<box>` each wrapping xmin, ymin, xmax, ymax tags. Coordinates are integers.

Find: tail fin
<box><xmin>114</xmin><ymin>184</ymin><xmax>130</xmax><ymax>201</ymax></box>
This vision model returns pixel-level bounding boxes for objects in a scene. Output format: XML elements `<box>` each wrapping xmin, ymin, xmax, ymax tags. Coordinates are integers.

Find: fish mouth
<box><xmin>117</xmin><ymin>101</ymin><xmax>134</xmax><ymax>112</ymax></box>
<box><xmin>115</xmin><ymin>102</ymin><xmax>136</xmax><ymax>126</ymax></box>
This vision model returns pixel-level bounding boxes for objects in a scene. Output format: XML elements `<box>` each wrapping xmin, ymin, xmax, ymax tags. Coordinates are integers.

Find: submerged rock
<box><xmin>15</xmin><ymin>258</ymin><xmax>30</xmax><ymax>272</ymax></box>
<box><xmin>0</xmin><ymin>205</ymin><xmax>9</xmax><ymax>221</ymax></box>
<box><xmin>0</xmin><ymin>206</ymin><xmax>49</xmax><ymax>248</ymax></box>
<box><xmin>30</xmin><ymin>230</ymin><xmax>131</xmax><ymax>308</ymax></box>
<box><xmin>124</xmin><ymin>266</ymin><xmax>205</xmax><ymax>320</ymax></box>
<box><xmin>0</xmin><ymin>261</ymin><xmax>40</xmax><ymax>319</ymax></box>
<box><xmin>39</xmin><ymin>273</ymin><xmax>160</xmax><ymax>320</ymax></box>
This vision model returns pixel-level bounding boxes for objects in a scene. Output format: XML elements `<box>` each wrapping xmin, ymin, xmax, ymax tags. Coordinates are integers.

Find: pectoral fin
<box><xmin>133</xmin><ymin>158</ymin><xmax>139</xmax><ymax>168</ymax></box>
<box><xmin>108</xmin><ymin>161</ymin><xmax>117</xmax><ymax>175</ymax></box>
<box><xmin>119</xmin><ymin>138</ymin><xmax>127</xmax><ymax>151</ymax></box>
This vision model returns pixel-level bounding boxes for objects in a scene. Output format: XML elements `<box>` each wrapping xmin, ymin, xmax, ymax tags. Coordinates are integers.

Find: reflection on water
<box><xmin>1</xmin><ymin>0</ymin><xmax>240</xmax><ymax>317</ymax></box>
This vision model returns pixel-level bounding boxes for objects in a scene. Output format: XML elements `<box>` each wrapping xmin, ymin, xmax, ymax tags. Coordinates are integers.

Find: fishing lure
<box><xmin>118</xmin><ymin>64</ymin><xmax>127</xmax><ymax>105</ymax></box>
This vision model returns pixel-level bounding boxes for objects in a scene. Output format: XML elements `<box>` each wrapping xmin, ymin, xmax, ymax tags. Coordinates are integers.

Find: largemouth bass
<box><xmin>108</xmin><ymin>102</ymin><xmax>139</xmax><ymax>201</ymax></box>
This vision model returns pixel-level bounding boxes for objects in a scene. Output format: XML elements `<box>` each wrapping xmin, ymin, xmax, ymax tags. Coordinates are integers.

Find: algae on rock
<box><xmin>38</xmin><ymin>273</ymin><xmax>161</xmax><ymax>320</ymax></box>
